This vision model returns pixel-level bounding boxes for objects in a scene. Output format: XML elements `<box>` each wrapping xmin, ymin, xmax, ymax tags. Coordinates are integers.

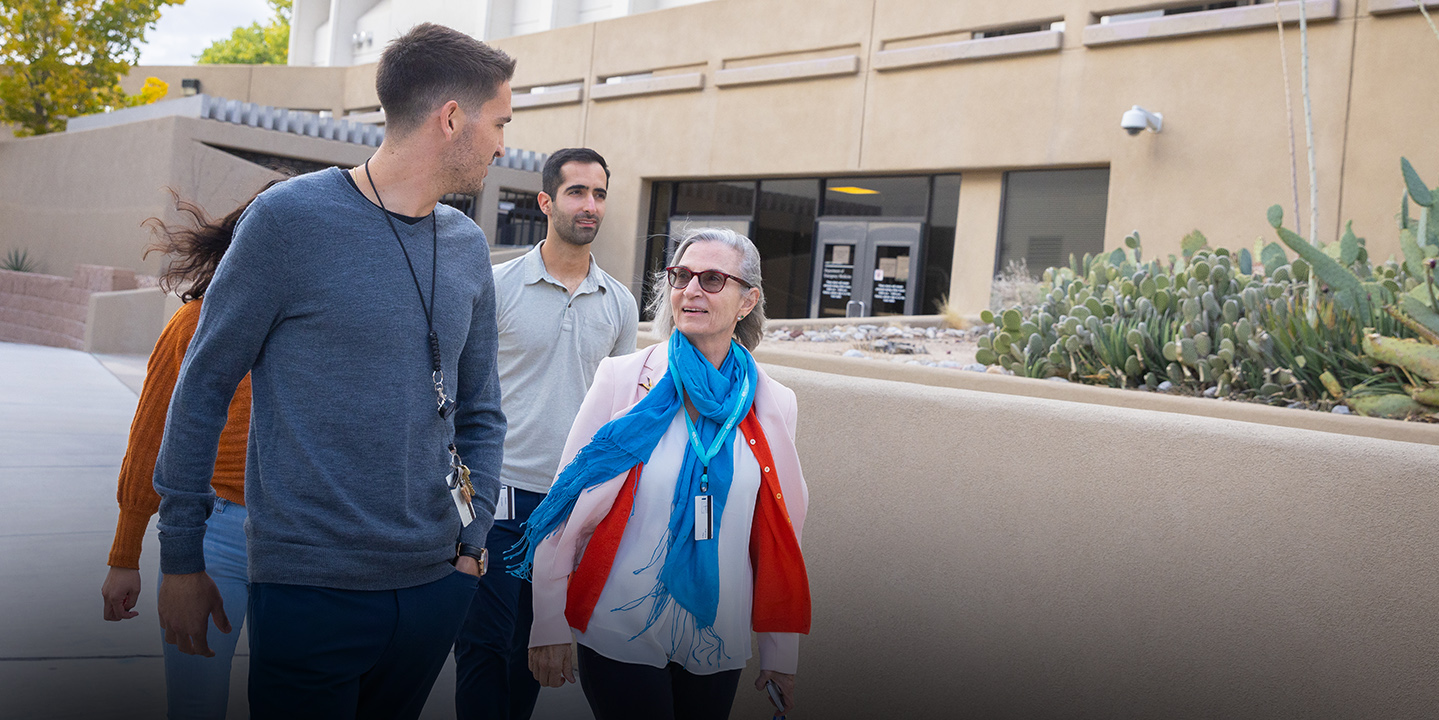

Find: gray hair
<box><xmin>646</xmin><ymin>227</ymin><xmax>766</xmax><ymax>350</ymax></box>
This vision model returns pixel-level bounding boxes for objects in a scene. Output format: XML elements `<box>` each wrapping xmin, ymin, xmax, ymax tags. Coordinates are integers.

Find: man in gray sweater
<box><xmin>153</xmin><ymin>24</ymin><xmax>513</xmax><ymax>718</ymax></box>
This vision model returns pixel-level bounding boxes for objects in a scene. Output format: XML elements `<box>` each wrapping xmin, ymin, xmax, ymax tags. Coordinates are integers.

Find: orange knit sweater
<box><xmin>107</xmin><ymin>298</ymin><xmax>251</xmax><ymax>569</ymax></box>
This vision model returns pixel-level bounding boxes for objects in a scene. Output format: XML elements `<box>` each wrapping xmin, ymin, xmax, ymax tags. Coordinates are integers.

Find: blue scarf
<box><xmin>510</xmin><ymin>331</ymin><xmax>757</xmax><ymax>630</ymax></box>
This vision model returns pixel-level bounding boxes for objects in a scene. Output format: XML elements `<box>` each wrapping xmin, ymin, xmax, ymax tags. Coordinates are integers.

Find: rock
<box><xmin>1157</xmin><ymin>381</ymin><xmax>1174</xmax><ymax>392</ymax></box>
<box><xmin>883</xmin><ymin>327</ymin><xmax>905</xmax><ymax>337</ymax></box>
<box><xmin>856</xmin><ymin>324</ymin><xmax>878</xmax><ymax>332</ymax></box>
<box><xmin>1047</xmin><ymin>376</ymin><xmax>1070</xmax><ymax>383</ymax></box>
<box><xmin>938</xmin><ymin>361</ymin><xmax>961</xmax><ymax>368</ymax></box>
<box><xmin>905</xmin><ymin>360</ymin><xmax>921</xmax><ymax>365</ymax></box>
<box><xmin>926</xmin><ymin>328</ymin><xmax>937</xmax><ymax>339</ymax></box>
<box><xmin>1203</xmin><ymin>387</ymin><xmax>1219</xmax><ymax>398</ymax></box>
<box><xmin>962</xmin><ymin>363</ymin><xmax>987</xmax><ymax>372</ymax></box>
<box><xmin>842</xmin><ymin>349</ymin><xmax>866</xmax><ymax>358</ymax></box>
<box><xmin>1332</xmin><ymin>405</ymin><xmax>1352</xmax><ymax>414</ymax></box>
<box><xmin>1287</xmin><ymin>401</ymin><xmax>1306</xmax><ymax>410</ymax></box>
<box><xmin>985</xmin><ymin>365</ymin><xmax>1007</xmax><ymax>374</ymax></box>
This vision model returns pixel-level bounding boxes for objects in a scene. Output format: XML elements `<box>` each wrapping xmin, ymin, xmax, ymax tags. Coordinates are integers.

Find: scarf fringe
<box><xmin>508</xmin><ymin>333</ymin><xmax>757</xmax><ymax>630</ymax></box>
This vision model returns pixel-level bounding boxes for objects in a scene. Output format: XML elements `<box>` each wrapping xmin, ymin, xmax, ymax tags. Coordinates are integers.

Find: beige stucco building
<box><xmin>6</xmin><ymin>0</ymin><xmax>1439</xmax><ymax>321</ymax></box>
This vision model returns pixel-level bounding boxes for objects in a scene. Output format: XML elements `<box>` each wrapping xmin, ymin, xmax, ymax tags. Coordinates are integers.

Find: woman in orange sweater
<box><xmin>99</xmin><ymin>187</ymin><xmax>271</xmax><ymax>720</ymax></box>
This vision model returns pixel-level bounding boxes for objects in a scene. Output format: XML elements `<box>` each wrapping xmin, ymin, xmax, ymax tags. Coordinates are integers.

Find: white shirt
<box><xmin>575</xmin><ymin>410</ymin><xmax>761</xmax><ymax>674</ymax></box>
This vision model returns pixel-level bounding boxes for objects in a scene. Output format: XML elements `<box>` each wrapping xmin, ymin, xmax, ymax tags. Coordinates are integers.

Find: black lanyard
<box><xmin>363</xmin><ymin>160</ymin><xmax>456</xmax><ymax>419</ymax></box>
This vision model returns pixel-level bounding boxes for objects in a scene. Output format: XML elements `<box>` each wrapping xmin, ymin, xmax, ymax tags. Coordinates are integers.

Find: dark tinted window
<box><xmin>922</xmin><ymin>174</ymin><xmax>961</xmax><ymax>315</ymax></box>
<box><xmin>998</xmin><ymin>168</ymin><xmax>1110</xmax><ymax>277</ymax></box>
<box><xmin>822</xmin><ymin>176</ymin><xmax>929</xmax><ymax>217</ymax></box>
<box><xmin>673</xmin><ymin>181</ymin><xmax>756</xmax><ymax>217</ymax></box>
<box><xmin>641</xmin><ymin>182</ymin><xmax>675</xmax><ymax>320</ymax></box>
<box><xmin>754</xmin><ymin>179</ymin><xmax>819</xmax><ymax>319</ymax></box>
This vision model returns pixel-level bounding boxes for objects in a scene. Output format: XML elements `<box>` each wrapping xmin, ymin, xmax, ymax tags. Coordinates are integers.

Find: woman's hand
<box><xmin>529</xmin><ymin>643</ymin><xmax>576</xmax><ymax>687</ymax></box>
<box><xmin>756</xmin><ymin>670</ymin><xmax>796</xmax><ymax>715</ymax></box>
<box><xmin>101</xmin><ymin>567</ymin><xmax>142</xmax><ymax>621</ymax></box>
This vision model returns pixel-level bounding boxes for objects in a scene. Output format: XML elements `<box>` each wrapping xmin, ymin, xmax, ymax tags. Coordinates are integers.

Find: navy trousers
<box><xmin>454</xmin><ymin>488</ymin><xmax>544</xmax><ymax>720</ymax></box>
<box><xmin>248</xmin><ymin>569</ymin><xmax>479</xmax><ymax>720</ymax></box>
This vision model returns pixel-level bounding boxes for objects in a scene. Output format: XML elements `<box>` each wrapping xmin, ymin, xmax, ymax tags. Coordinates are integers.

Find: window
<box><xmin>822</xmin><ymin>176</ymin><xmax>929</xmax><ymax>217</ymax></box>
<box><xmin>997</xmin><ymin>168</ymin><xmax>1110</xmax><ymax>278</ymax></box>
<box><xmin>973</xmin><ymin>20</ymin><xmax>1066</xmax><ymax>39</ymax></box>
<box><xmin>209</xmin><ymin>146</ymin><xmax>330</xmax><ymax>176</ymax></box>
<box><xmin>923</xmin><ymin>175</ymin><xmax>961</xmax><ymax>315</ymax></box>
<box><xmin>440</xmin><ymin>193</ymin><xmax>476</xmax><ymax>219</ymax></box>
<box><xmin>495</xmin><ymin>189</ymin><xmax>546</xmax><ymax>247</ymax></box>
<box><xmin>673</xmin><ymin>180</ymin><xmax>756</xmax><ymax>217</ymax></box>
<box><xmin>1099</xmin><ymin>1</ymin><xmax>1259</xmax><ymax>24</ymax></box>
<box><xmin>754</xmin><ymin>180</ymin><xmax>820</xmax><ymax>318</ymax></box>
<box><xmin>647</xmin><ymin>174</ymin><xmax>955</xmax><ymax>320</ymax></box>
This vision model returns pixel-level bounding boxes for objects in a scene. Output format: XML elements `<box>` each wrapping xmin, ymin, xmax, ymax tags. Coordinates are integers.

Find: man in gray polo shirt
<box><xmin>454</xmin><ymin>147</ymin><xmax>637</xmax><ymax>720</ymax></box>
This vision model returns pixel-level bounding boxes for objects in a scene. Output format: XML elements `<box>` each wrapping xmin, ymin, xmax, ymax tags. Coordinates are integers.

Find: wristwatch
<box><xmin>456</xmin><ymin>543</ymin><xmax>488</xmax><ymax>576</ymax></box>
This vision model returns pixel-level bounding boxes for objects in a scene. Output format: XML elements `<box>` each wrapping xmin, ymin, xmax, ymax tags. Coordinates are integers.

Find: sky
<box><xmin>135</xmin><ymin>0</ymin><xmax>274</xmax><ymax>66</ymax></box>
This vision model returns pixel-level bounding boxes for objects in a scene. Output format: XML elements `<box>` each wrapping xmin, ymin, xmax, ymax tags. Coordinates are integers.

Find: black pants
<box><xmin>576</xmin><ymin>643</ymin><xmax>743</xmax><ymax>720</ymax></box>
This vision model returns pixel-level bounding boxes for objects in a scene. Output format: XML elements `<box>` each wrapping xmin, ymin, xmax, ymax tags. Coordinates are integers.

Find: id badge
<box><xmin>494</xmin><ymin>485</ymin><xmax>515</xmax><ymax>521</ymax></box>
<box><xmin>447</xmin><ymin>469</ymin><xmax>476</xmax><ymax>527</ymax></box>
<box><xmin>694</xmin><ymin>495</ymin><xmax>713</xmax><ymax>541</ymax></box>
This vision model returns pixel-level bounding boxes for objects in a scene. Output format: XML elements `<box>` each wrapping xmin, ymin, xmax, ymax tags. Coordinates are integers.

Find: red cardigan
<box><xmin>564</xmin><ymin>408</ymin><xmax>811</xmax><ymax>635</ymax></box>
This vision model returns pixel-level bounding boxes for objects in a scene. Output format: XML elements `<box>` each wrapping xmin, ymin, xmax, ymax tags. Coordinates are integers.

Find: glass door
<box><xmin>810</xmin><ymin>219</ymin><xmax>922</xmax><ymax>317</ymax></box>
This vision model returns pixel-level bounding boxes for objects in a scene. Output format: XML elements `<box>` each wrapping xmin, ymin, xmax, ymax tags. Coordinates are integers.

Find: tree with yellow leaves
<box><xmin>0</xmin><ymin>0</ymin><xmax>183</xmax><ymax>136</ymax></box>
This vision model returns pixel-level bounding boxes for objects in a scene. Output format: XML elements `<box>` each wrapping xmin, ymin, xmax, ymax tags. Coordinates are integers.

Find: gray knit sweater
<box><xmin>154</xmin><ymin>167</ymin><xmax>505</xmax><ymax>590</ymax></box>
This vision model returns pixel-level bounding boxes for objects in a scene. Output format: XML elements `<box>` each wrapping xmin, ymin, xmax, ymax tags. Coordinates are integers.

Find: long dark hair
<box><xmin>143</xmin><ymin>180</ymin><xmax>282</xmax><ymax>303</ymax></box>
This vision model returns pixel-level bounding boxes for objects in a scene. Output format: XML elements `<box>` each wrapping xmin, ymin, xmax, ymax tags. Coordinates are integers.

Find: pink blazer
<box><xmin>530</xmin><ymin>340</ymin><xmax>810</xmax><ymax>672</ymax></box>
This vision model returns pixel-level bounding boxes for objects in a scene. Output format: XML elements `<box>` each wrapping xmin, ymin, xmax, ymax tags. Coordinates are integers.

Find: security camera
<box><xmin>1121</xmin><ymin>105</ymin><xmax>1162</xmax><ymax>135</ymax></box>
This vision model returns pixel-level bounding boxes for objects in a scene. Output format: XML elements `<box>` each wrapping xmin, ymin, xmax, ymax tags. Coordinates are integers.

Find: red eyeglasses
<box><xmin>665</xmin><ymin>266</ymin><xmax>752</xmax><ymax>293</ymax></box>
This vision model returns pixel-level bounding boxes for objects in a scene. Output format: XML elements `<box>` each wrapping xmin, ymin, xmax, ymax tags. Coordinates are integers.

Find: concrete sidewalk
<box><xmin>0</xmin><ymin>341</ymin><xmax>591</xmax><ymax>719</ymax></box>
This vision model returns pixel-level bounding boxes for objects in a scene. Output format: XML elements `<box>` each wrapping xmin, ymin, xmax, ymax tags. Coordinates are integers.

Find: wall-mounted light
<box><xmin>352</xmin><ymin>31</ymin><xmax>374</xmax><ymax>50</ymax></box>
<box><xmin>181</xmin><ymin>78</ymin><xmax>201</xmax><ymax>97</ymax></box>
<box><xmin>829</xmin><ymin>186</ymin><xmax>880</xmax><ymax>195</ymax></box>
<box><xmin>1121</xmin><ymin>105</ymin><xmax>1162</xmax><ymax>135</ymax></box>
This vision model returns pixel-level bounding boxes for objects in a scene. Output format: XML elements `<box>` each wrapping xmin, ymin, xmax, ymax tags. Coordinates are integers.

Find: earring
<box><xmin>738</xmin><ymin>314</ymin><xmax>746</xmax><ymax>320</ymax></box>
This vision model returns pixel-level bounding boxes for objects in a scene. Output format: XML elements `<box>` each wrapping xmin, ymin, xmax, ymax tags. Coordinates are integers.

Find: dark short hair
<box><xmin>376</xmin><ymin>23</ymin><xmax>516</xmax><ymax>135</ymax></box>
<box><xmin>541</xmin><ymin>148</ymin><xmax>610</xmax><ymax>198</ymax></box>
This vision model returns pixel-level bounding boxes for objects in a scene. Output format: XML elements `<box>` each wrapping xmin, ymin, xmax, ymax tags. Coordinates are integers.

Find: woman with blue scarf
<box><xmin>513</xmin><ymin>228</ymin><xmax>811</xmax><ymax>719</ymax></box>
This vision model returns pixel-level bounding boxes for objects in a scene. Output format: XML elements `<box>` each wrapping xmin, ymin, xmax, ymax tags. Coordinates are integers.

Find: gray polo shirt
<box><xmin>493</xmin><ymin>242</ymin><xmax>638</xmax><ymax>494</ymax></box>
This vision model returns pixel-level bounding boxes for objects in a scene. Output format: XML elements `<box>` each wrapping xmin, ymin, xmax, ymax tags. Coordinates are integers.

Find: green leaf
<box><xmin>1260</xmin><ymin>242</ymin><xmax>1288</xmax><ymax>276</ymax></box>
<box><xmin>1272</xmin><ymin>222</ymin><xmax>1371</xmax><ymax>319</ymax></box>
<box><xmin>1401</xmin><ymin>229</ymin><xmax>1426</xmax><ymax>278</ymax></box>
<box><xmin>196</xmin><ymin>0</ymin><xmax>291</xmax><ymax>65</ymax></box>
<box><xmin>1401</xmin><ymin>294</ymin><xmax>1439</xmax><ymax>337</ymax></box>
<box><xmin>1267</xmin><ymin>205</ymin><xmax>1284</xmax><ymax>229</ymax></box>
<box><xmin>1402</xmin><ymin>157</ymin><xmax>1435</xmax><ymax>208</ymax></box>
<box><xmin>1181</xmin><ymin>230</ymin><xmax>1207</xmax><ymax>259</ymax></box>
<box><xmin>0</xmin><ymin>0</ymin><xmax>186</xmax><ymax>135</ymax></box>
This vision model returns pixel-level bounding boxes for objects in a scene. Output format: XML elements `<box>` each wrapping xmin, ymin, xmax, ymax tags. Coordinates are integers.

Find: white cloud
<box><xmin>137</xmin><ymin>0</ymin><xmax>275</xmax><ymax>66</ymax></box>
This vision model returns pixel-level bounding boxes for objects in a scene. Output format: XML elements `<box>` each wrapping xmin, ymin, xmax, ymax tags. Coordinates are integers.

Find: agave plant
<box><xmin>2</xmin><ymin>248</ymin><xmax>40</xmax><ymax>273</ymax></box>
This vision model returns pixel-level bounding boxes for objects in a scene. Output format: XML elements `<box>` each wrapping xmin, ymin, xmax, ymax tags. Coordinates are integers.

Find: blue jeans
<box><xmin>454</xmin><ymin>488</ymin><xmax>544</xmax><ymax>720</ymax></box>
<box><xmin>247</xmin><ymin>568</ymin><xmax>480</xmax><ymax>720</ymax></box>
<box><xmin>158</xmin><ymin>497</ymin><xmax>249</xmax><ymax>720</ymax></box>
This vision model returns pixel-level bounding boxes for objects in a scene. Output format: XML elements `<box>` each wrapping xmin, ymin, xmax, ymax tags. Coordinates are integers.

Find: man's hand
<box><xmin>157</xmin><ymin>571</ymin><xmax>230</xmax><ymax>657</ymax></box>
<box><xmin>756</xmin><ymin>670</ymin><xmax>796</xmax><ymax>715</ymax></box>
<box><xmin>529</xmin><ymin>643</ymin><xmax>575</xmax><ymax>688</ymax></box>
<box><xmin>101</xmin><ymin>567</ymin><xmax>142</xmax><ymax>621</ymax></box>
<box><xmin>454</xmin><ymin>555</ymin><xmax>482</xmax><ymax>578</ymax></box>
